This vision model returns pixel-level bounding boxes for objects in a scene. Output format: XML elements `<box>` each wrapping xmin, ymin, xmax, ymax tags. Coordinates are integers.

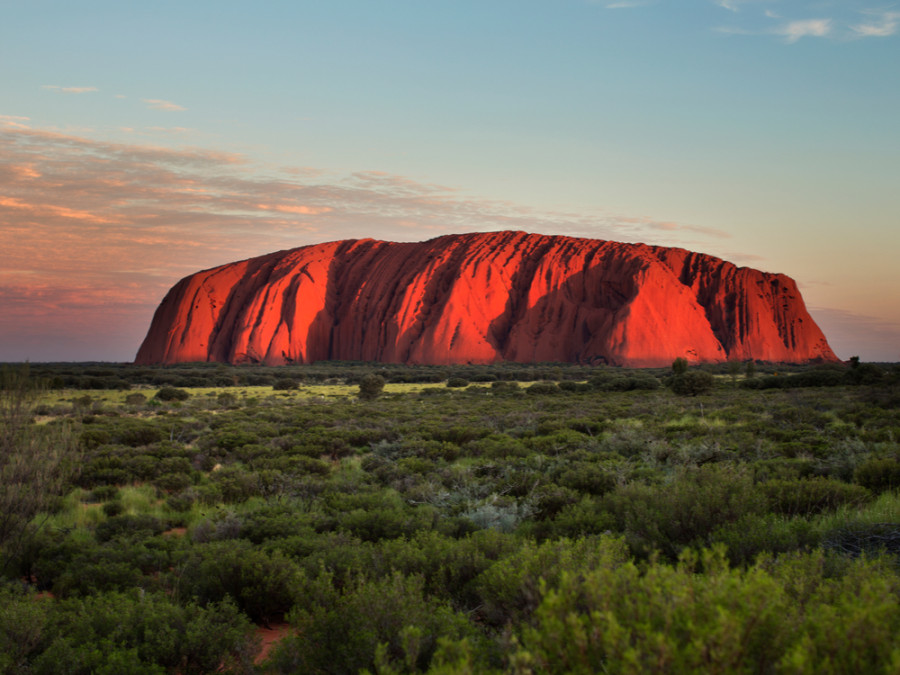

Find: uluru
<box><xmin>135</xmin><ymin>231</ymin><xmax>837</xmax><ymax>367</ymax></box>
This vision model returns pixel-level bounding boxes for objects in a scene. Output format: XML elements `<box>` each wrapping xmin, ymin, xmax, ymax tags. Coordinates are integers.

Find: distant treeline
<box><xmin>6</xmin><ymin>358</ymin><xmax>897</xmax><ymax>392</ymax></box>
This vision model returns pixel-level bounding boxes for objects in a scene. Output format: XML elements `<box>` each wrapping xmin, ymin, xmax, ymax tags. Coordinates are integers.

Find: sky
<box><xmin>1</xmin><ymin>0</ymin><xmax>898</xmax><ymax>363</ymax></box>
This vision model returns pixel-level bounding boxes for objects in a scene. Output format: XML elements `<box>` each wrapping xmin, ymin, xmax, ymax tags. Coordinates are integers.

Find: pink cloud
<box><xmin>42</xmin><ymin>85</ymin><xmax>98</xmax><ymax>94</ymax></box>
<box><xmin>256</xmin><ymin>204</ymin><xmax>334</xmax><ymax>215</ymax></box>
<box><xmin>142</xmin><ymin>98</ymin><xmax>186</xmax><ymax>111</ymax></box>
<box><xmin>0</xmin><ymin>126</ymin><xmax>732</xmax><ymax>361</ymax></box>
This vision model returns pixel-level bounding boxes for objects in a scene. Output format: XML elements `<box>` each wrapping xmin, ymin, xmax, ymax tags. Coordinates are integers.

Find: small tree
<box><xmin>672</xmin><ymin>357</ymin><xmax>688</xmax><ymax>375</ymax></box>
<box><xmin>358</xmin><ymin>373</ymin><xmax>385</xmax><ymax>401</ymax></box>
<box><xmin>745</xmin><ymin>361</ymin><xmax>757</xmax><ymax>378</ymax></box>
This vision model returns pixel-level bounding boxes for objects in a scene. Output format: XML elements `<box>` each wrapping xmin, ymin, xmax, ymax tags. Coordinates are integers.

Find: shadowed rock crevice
<box><xmin>134</xmin><ymin>231</ymin><xmax>838</xmax><ymax>367</ymax></box>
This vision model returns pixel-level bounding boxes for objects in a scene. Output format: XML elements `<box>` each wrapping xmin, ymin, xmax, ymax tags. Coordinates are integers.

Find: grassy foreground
<box><xmin>2</xmin><ymin>361</ymin><xmax>899</xmax><ymax>673</ymax></box>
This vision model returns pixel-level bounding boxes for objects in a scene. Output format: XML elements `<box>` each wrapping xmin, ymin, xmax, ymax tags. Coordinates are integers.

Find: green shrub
<box><xmin>526</xmin><ymin>382</ymin><xmax>560</xmax><ymax>396</ymax></box>
<box><xmin>154</xmin><ymin>386</ymin><xmax>190</xmax><ymax>402</ymax></box>
<box><xmin>711</xmin><ymin>513</ymin><xmax>819</xmax><ymax>565</ymax></box>
<box><xmin>670</xmin><ymin>371</ymin><xmax>715</xmax><ymax>396</ymax></box>
<box><xmin>273</xmin><ymin>377</ymin><xmax>298</xmax><ymax>390</ymax></box>
<box><xmin>761</xmin><ymin>477</ymin><xmax>871</xmax><ymax>517</ymax></box>
<box><xmin>268</xmin><ymin>573</ymin><xmax>482</xmax><ymax>674</ymax></box>
<box><xmin>88</xmin><ymin>485</ymin><xmax>120</xmax><ymax>502</ymax></box>
<box><xmin>94</xmin><ymin>514</ymin><xmax>166</xmax><ymax>543</ymax></box>
<box><xmin>358</xmin><ymin>373</ymin><xmax>386</xmax><ymax>401</ymax></box>
<box><xmin>101</xmin><ymin>500</ymin><xmax>124</xmax><ymax>517</ymax></box>
<box><xmin>177</xmin><ymin>540</ymin><xmax>300</xmax><ymax>623</ymax></box>
<box><xmin>0</xmin><ymin>584</ymin><xmax>50</xmax><ymax>671</ymax></box>
<box><xmin>124</xmin><ymin>393</ymin><xmax>147</xmax><ymax>406</ymax></box>
<box><xmin>154</xmin><ymin>472</ymin><xmax>192</xmax><ymax>493</ymax></box>
<box><xmin>854</xmin><ymin>457</ymin><xmax>900</xmax><ymax>493</ymax></box>
<box><xmin>30</xmin><ymin>592</ymin><xmax>255</xmax><ymax>674</ymax></box>
<box><xmin>606</xmin><ymin>464</ymin><xmax>765</xmax><ymax>559</ymax></box>
<box><xmin>473</xmin><ymin>536</ymin><xmax>629</xmax><ymax>628</ymax></box>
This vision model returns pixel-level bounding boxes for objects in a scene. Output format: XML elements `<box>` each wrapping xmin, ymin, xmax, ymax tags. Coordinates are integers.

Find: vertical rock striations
<box><xmin>135</xmin><ymin>231</ymin><xmax>837</xmax><ymax>366</ymax></box>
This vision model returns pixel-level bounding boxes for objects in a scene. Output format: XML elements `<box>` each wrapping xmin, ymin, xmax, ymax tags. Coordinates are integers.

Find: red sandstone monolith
<box><xmin>135</xmin><ymin>231</ymin><xmax>837</xmax><ymax>367</ymax></box>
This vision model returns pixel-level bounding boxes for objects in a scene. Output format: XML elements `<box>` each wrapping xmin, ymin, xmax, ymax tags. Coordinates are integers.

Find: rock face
<box><xmin>135</xmin><ymin>231</ymin><xmax>837</xmax><ymax>367</ymax></box>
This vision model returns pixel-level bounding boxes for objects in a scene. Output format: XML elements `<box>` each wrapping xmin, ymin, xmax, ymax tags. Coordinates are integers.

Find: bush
<box><xmin>101</xmin><ymin>501</ymin><xmax>124</xmax><ymax>517</ymax></box>
<box><xmin>94</xmin><ymin>514</ymin><xmax>166</xmax><ymax>543</ymax></box>
<box><xmin>606</xmin><ymin>464</ymin><xmax>765</xmax><ymax>559</ymax></box>
<box><xmin>273</xmin><ymin>378</ymin><xmax>298</xmax><ymax>391</ymax></box>
<box><xmin>154</xmin><ymin>386</ymin><xmax>190</xmax><ymax>402</ymax></box>
<box><xmin>513</xmin><ymin>548</ymin><xmax>900</xmax><ymax>673</ymax></box>
<box><xmin>88</xmin><ymin>485</ymin><xmax>120</xmax><ymax>502</ymax></box>
<box><xmin>446</xmin><ymin>377</ymin><xmax>470</xmax><ymax>388</ymax></box>
<box><xmin>177</xmin><ymin>540</ymin><xmax>301</xmax><ymax>623</ymax></box>
<box><xmin>671</xmin><ymin>371</ymin><xmax>715</xmax><ymax>396</ymax></box>
<box><xmin>268</xmin><ymin>573</ymin><xmax>482</xmax><ymax>674</ymax></box>
<box><xmin>30</xmin><ymin>591</ymin><xmax>255</xmax><ymax>674</ymax></box>
<box><xmin>358</xmin><ymin>373</ymin><xmax>386</xmax><ymax>401</ymax></box>
<box><xmin>854</xmin><ymin>458</ymin><xmax>900</xmax><ymax>493</ymax></box>
<box><xmin>761</xmin><ymin>477</ymin><xmax>871</xmax><ymax>517</ymax></box>
<box><xmin>124</xmin><ymin>393</ymin><xmax>146</xmax><ymax>406</ymax></box>
<box><xmin>526</xmin><ymin>382</ymin><xmax>560</xmax><ymax>396</ymax></box>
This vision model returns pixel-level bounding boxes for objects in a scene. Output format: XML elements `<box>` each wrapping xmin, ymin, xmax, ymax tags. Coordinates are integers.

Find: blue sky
<box><xmin>1</xmin><ymin>0</ymin><xmax>898</xmax><ymax>361</ymax></box>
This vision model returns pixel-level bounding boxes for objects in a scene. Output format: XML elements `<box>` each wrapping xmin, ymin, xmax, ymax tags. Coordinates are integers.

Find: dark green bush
<box><xmin>88</xmin><ymin>485</ymin><xmax>120</xmax><ymax>502</ymax></box>
<box><xmin>177</xmin><ymin>540</ymin><xmax>300</xmax><ymax>623</ymax></box>
<box><xmin>358</xmin><ymin>373</ymin><xmax>386</xmax><ymax>401</ymax></box>
<box><xmin>853</xmin><ymin>457</ymin><xmax>900</xmax><ymax>493</ymax></box>
<box><xmin>514</xmin><ymin>548</ymin><xmax>900</xmax><ymax>673</ymax></box>
<box><xmin>474</xmin><ymin>536</ymin><xmax>629</xmax><ymax>628</ymax></box>
<box><xmin>711</xmin><ymin>513</ymin><xmax>819</xmax><ymax>565</ymax></box>
<box><xmin>606</xmin><ymin>464</ymin><xmax>765</xmax><ymax>559</ymax></box>
<box><xmin>273</xmin><ymin>377</ymin><xmax>299</xmax><ymax>390</ymax></box>
<box><xmin>670</xmin><ymin>371</ymin><xmax>715</xmax><ymax>396</ymax></box>
<box><xmin>124</xmin><ymin>393</ymin><xmax>147</xmax><ymax>405</ymax></box>
<box><xmin>527</xmin><ymin>382</ymin><xmax>560</xmax><ymax>395</ymax></box>
<box><xmin>154</xmin><ymin>386</ymin><xmax>190</xmax><ymax>402</ymax></box>
<box><xmin>94</xmin><ymin>514</ymin><xmax>166</xmax><ymax>543</ymax></box>
<box><xmin>761</xmin><ymin>477</ymin><xmax>871</xmax><ymax>517</ymax></box>
<box><xmin>30</xmin><ymin>592</ymin><xmax>255</xmax><ymax>674</ymax></box>
<box><xmin>101</xmin><ymin>500</ymin><xmax>124</xmax><ymax>517</ymax></box>
<box><xmin>268</xmin><ymin>572</ymin><xmax>482</xmax><ymax>674</ymax></box>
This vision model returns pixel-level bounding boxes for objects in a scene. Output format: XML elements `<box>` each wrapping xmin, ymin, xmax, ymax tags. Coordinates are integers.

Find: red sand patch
<box><xmin>162</xmin><ymin>527</ymin><xmax>187</xmax><ymax>537</ymax></box>
<box><xmin>254</xmin><ymin>623</ymin><xmax>293</xmax><ymax>665</ymax></box>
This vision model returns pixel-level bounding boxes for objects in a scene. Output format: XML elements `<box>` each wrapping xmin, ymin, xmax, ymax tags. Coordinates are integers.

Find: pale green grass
<box><xmin>35</xmin><ymin>484</ymin><xmax>212</xmax><ymax>533</ymax></box>
<box><xmin>37</xmin><ymin>380</ymin><xmax>511</xmax><ymax>409</ymax></box>
<box><xmin>35</xmin><ymin>489</ymin><xmax>105</xmax><ymax>531</ymax></box>
<box><xmin>815</xmin><ymin>491</ymin><xmax>900</xmax><ymax>532</ymax></box>
<box><xmin>665</xmin><ymin>415</ymin><xmax>729</xmax><ymax>429</ymax></box>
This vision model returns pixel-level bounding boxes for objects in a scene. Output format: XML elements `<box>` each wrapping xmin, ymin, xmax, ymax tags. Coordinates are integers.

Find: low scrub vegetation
<box><xmin>1</xmin><ymin>359</ymin><xmax>899</xmax><ymax>672</ymax></box>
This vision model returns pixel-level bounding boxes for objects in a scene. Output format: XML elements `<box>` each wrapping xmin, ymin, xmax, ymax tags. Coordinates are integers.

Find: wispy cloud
<box><xmin>142</xmin><ymin>98</ymin><xmax>186</xmax><ymax>111</ymax></box>
<box><xmin>851</xmin><ymin>10</ymin><xmax>900</xmax><ymax>37</ymax></box>
<box><xmin>0</xmin><ymin>126</ymin><xmax>726</xmax><ymax>361</ymax></box>
<box><xmin>775</xmin><ymin>18</ymin><xmax>832</xmax><ymax>42</ymax></box>
<box><xmin>42</xmin><ymin>85</ymin><xmax>99</xmax><ymax>94</ymax></box>
<box><xmin>713</xmin><ymin>0</ymin><xmax>774</xmax><ymax>12</ymax></box>
<box><xmin>0</xmin><ymin>115</ymin><xmax>30</xmax><ymax>129</ymax></box>
<box><xmin>643</xmin><ymin>220</ymin><xmax>731</xmax><ymax>238</ymax></box>
<box><xmin>603</xmin><ymin>1</ymin><xmax>649</xmax><ymax>8</ymax></box>
<box><xmin>715</xmin><ymin>4</ymin><xmax>899</xmax><ymax>42</ymax></box>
